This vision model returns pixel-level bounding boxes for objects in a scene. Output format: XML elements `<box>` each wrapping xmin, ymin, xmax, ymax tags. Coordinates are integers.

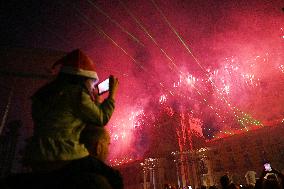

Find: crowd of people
<box><xmin>164</xmin><ymin>168</ymin><xmax>284</xmax><ymax>189</ymax></box>
<box><xmin>173</xmin><ymin>169</ymin><xmax>284</xmax><ymax>189</ymax></box>
<box><xmin>195</xmin><ymin>168</ymin><xmax>284</xmax><ymax>189</ymax></box>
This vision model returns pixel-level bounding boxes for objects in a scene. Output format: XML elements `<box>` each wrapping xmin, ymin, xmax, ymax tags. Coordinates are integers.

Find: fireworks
<box><xmin>23</xmin><ymin>0</ymin><xmax>283</xmax><ymax>161</ymax></box>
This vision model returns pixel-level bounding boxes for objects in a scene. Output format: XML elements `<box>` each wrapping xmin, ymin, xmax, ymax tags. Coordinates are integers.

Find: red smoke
<box><xmin>29</xmin><ymin>0</ymin><xmax>284</xmax><ymax>160</ymax></box>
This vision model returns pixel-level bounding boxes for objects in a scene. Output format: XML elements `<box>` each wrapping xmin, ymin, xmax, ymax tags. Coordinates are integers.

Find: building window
<box><xmin>213</xmin><ymin>150</ymin><xmax>219</xmax><ymax>155</ymax></box>
<box><xmin>226</xmin><ymin>146</ymin><xmax>232</xmax><ymax>152</ymax></box>
<box><xmin>240</xmin><ymin>140</ymin><xmax>247</xmax><ymax>149</ymax></box>
<box><xmin>213</xmin><ymin>159</ymin><xmax>223</xmax><ymax>172</ymax></box>
<box><xmin>228</xmin><ymin>157</ymin><xmax>236</xmax><ymax>169</ymax></box>
<box><xmin>243</xmin><ymin>154</ymin><xmax>253</xmax><ymax>167</ymax></box>
<box><xmin>199</xmin><ymin>159</ymin><xmax>208</xmax><ymax>174</ymax></box>
<box><xmin>256</xmin><ymin>139</ymin><xmax>263</xmax><ymax>148</ymax></box>
<box><xmin>260</xmin><ymin>151</ymin><xmax>269</xmax><ymax>163</ymax></box>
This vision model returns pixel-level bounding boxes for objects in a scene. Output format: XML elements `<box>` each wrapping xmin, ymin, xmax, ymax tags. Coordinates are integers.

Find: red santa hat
<box><xmin>52</xmin><ymin>49</ymin><xmax>99</xmax><ymax>80</ymax></box>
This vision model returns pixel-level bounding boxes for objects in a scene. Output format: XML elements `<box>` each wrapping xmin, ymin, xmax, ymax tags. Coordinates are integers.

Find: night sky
<box><xmin>1</xmin><ymin>0</ymin><xmax>284</xmax><ymax>160</ymax></box>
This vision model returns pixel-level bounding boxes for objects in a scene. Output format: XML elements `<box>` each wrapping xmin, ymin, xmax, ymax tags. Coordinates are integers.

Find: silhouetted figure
<box><xmin>262</xmin><ymin>173</ymin><xmax>281</xmax><ymax>189</ymax></box>
<box><xmin>254</xmin><ymin>168</ymin><xmax>284</xmax><ymax>189</ymax></box>
<box><xmin>220</xmin><ymin>175</ymin><xmax>230</xmax><ymax>189</ymax></box>
<box><xmin>1</xmin><ymin>49</ymin><xmax>120</xmax><ymax>188</ymax></box>
<box><xmin>2</xmin><ymin>127</ymin><xmax>123</xmax><ymax>189</ymax></box>
<box><xmin>0</xmin><ymin>120</ymin><xmax>22</xmax><ymax>177</ymax></box>
<box><xmin>23</xmin><ymin>49</ymin><xmax>119</xmax><ymax>172</ymax></box>
<box><xmin>71</xmin><ymin>126</ymin><xmax>124</xmax><ymax>189</ymax></box>
<box><xmin>220</xmin><ymin>175</ymin><xmax>237</xmax><ymax>189</ymax></box>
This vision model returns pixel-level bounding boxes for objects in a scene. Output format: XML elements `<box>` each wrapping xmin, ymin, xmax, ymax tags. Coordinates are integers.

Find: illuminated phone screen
<box><xmin>264</xmin><ymin>163</ymin><xmax>272</xmax><ymax>171</ymax></box>
<box><xmin>97</xmin><ymin>78</ymin><xmax>109</xmax><ymax>95</ymax></box>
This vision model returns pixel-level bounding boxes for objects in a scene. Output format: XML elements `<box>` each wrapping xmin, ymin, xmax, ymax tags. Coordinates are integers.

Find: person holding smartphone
<box><xmin>23</xmin><ymin>49</ymin><xmax>119</xmax><ymax>174</ymax></box>
<box><xmin>254</xmin><ymin>163</ymin><xmax>284</xmax><ymax>189</ymax></box>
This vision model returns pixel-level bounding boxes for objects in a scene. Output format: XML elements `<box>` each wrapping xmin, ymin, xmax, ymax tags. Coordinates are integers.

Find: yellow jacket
<box><xmin>24</xmin><ymin>80</ymin><xmax>114</xmax><ymax>162</ymax></box>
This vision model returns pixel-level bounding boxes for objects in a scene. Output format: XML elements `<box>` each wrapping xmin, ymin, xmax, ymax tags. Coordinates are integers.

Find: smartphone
<box><xmin>264</xmin><ymin>163</ymin><xmax>272</xmax><ymax>172</ymax></box>
<box><xmin>97</xmin><ymin>78</ymin><xmax>110</xmax><ymax>95</ymax></box>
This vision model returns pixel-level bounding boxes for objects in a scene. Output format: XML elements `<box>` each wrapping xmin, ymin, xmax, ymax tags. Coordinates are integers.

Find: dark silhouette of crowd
<box><xmin>195</xmin><ymin>168</ymin><xmax>284</xmax><ymax>189</ymax></box>
<box><xmin>162</xmin><ymin>166</ymin><xmax>284</xmax><ymax>189</ymax></box>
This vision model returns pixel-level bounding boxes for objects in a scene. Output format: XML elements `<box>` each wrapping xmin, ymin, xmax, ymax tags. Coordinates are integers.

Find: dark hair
<box><xmin>220</xmin><ymin>175</ymin><xmax>230</xmax><ymax>187</ymax></box>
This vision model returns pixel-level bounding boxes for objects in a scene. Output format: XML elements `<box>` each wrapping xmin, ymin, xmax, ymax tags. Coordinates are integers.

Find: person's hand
<box><xmin>108</xmin><ymin>75</ymin><xmax>119</xmax><ymax>99</ymax></box>
<box><xmin>93</xmin><ymin>88</ymin><xmax>102</xmax><ymax>104</ymax></box>
<box><xmin>260</xmin><ymin>168</ymin><xmax>269</xmax><ymax>178</ymax></box>
<box><xmin>85</xmin><ymin>78</ymin><xmax>102</xmax><ymax>103</ymax></box>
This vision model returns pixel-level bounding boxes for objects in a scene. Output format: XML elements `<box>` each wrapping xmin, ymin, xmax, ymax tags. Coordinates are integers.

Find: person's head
<box><xmin>53</xmin><ymin>49</ymin><xmax>99</xmax><ymax>86</ymax></box>
<box><xmin>80</xmin><ymin>127</ymin><xmax>111</xmax><ymax>161</ymax></box>
<box><xmin>164</xmin><ymin>184</ymin><xmax>170</xmax><ymax>189</ymax></box>
<box><xmin>53</xmin><ymin>49</ymin><xmax>98</xmax><ymax>78</ymax></box>
<box><xmin>220</xmin><ymin>175</ymin><xmax>230</xmax><ymax>188</ymax></box>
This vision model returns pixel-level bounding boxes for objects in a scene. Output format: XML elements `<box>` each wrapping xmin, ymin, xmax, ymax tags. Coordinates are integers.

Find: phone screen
<box><xmin>97</xmin><ymin>78</ymin><xmax>109</xmax><ymax>95</ymax></box>
<box><xmin>264</xmin><ymin>163</ymin><xmax>272</xmax><ymax>172</ymax></box>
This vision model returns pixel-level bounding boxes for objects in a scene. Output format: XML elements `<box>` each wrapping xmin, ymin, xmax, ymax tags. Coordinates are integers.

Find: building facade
<box><xmin>116</xmin><ymin>124</ymin><xmax>284</xmax><ymax>189</ymax></box>
<box><xmin>204</xmin><ymin>124</ymin><xmax>284</xmax><ymax>186</ymax></box>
